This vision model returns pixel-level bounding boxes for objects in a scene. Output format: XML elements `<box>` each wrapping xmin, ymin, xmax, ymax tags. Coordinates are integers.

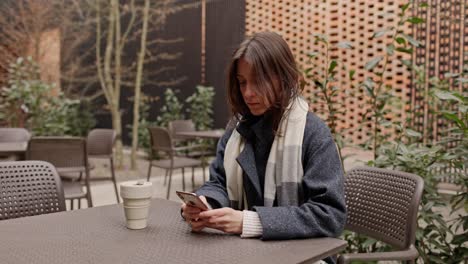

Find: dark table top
<box><xmin>176</xmin><ymin>129</ymin><xmax>224</xmax><ymax>139</ymax></box>
<box><xmin>0</xmin><ymin>198</ymin><xmax>346</xmax><ymax>264</ymax></box>
<box><xmin>0</xmin><ymin>142</ymin><xmax>27</xmax><ymax>155</ymax></box>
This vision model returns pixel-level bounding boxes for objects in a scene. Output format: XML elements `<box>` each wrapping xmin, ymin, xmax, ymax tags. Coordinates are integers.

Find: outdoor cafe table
<box><xmin>176</xmin><ymin>129</ymin><xmax>225</xmax><ymax>140</ymax></box>
<box><xmin>0</xmin><ymin>142</ymin><xmax>27</xmax><ymax>159</ymax></box>
<box><xmin>175</xmin><ymin>129</ymin><xmax>224</xmax><ymax>180</ymax></box>
<box><xmin>0</xmin><ymin>198</ymin><xmax>347</xmax><ymax>264</ymax></box>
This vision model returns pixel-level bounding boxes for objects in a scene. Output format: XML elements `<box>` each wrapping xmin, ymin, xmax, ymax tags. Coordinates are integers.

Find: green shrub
<box><xmin>155</xmin><ymin>88</ymin><xmax>185</xmax><ymax>127</ymax></box>
<box><xmin>0</xmin><ymin>57</ymin><xmax>96</xmax><ymax>136</ymax></box>
<box><xmin>185</xmin><ymin>85</ymin><xmax>215</xmax><ymax>130</ymax></box>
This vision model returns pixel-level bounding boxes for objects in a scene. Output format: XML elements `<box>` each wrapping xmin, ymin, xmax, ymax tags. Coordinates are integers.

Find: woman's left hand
<box><xmin>198</xmin><ymin>208</ymin><xmax>243</xmax><ymax>234</ymax></box>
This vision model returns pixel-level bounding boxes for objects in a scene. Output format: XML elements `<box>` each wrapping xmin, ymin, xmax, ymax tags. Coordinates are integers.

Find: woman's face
<box><xmin>236</xmin><ymin>58</ymin><xmax>270</xmax><ymax>116</ymax></box>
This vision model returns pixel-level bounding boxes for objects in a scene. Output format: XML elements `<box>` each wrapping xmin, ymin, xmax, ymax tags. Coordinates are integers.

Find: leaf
<box><xmin>401</xmin><ymin>33</ymin><xmax>422</xmax><ymax>47</ymax></box>
<box><xmin>460</xmin><ymin>104</ymin><xmax>468</xmax><ymax>114</ymax></box>
<box><xmin>420</xmin><ymin>2</ymin><xmax>429</xmax><ymax>8</ymax></box>
<box><xmin>336</xmin><ymin>41</ymin><xmax>353</xmax><ymax>49</ymax></box>
<box><xmin>314</xmin><ymin>80</ymin><xmax>324</xmax><ymax>89</ymax></box>
<box><xmin>304</xmin><ymin>67</ymin><xmax>313</xmax><ymax>75</ymax></box>
<box><xmin>444</xmin><ymin>72</ymin><xmax>459</xmax><ymax>78</ymax></box>
<box><xmin>378</xmin><ymin>120</ymin><xmax>391</xmax><ymax>126</ymax></box>
<box><xmin>307</xmin><ymin>51</ymin><xmax>319</xmax><ymax>58</ymax></box>
<box><xmin>395</xmin><ymin>37</ymin><xmax>406</xmax><ymax>45</ymax></box>
<box><xmin>433</xmin><ymin>90</ymin><xmax>463</xmax><ymax>102</ymax></box>
<box><xmin>313</xmin><ymin>33</ymin><xmax>328</xmax><ymax>44</ymax></box>
<box><xmin>400</xmin><ymin>59</ymin><xmax>412</xmax><ymax>67</ymax></box>
<box><xmin>372</xmin><ymin>28</ymin><xmax>391</xmax><ymax>39</ymax></box>
<box><xmin>386</xmin><ymin>44</ymin><xmax>395</xmax><ymax>55</ymax></box>
<box><xmin>328</xmin><ymin>60</ymin><xmax>338</xmax><ymax>73</ymax></box>
<box><xmin>407</xmin><ymin>17</ymin><xmax>425</xmax><ymax>24</ymax></box>
<box><xmin>396</xmin><ymin>47</ymin><xmax>413</xmax><ymax>54</ymax></box>
<box><xmin>401</xmin><ymin>3</ymin><xmax>410</xmax><ymax>12</ymax></box>
<box><xmin>349</xmin><ymin>70</ymin><xmax>356</xmax><ymax>80</ymax></box>
<box><xmin>405</xmin><ymin>129</ymin><xmax>422</xmax><ymax>138</ymax></box>
<box><xmin>442</xmin><ymin>113</ymin><xmax>464</xmax><ymax>128</ymax></box>
<box><xmin>365</xmin><ymin>56</ymin><xmax>383</xmax><ymax>70</ymax></box>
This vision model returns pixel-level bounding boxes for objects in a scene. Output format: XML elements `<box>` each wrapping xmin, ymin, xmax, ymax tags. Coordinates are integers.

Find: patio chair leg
<box><xmin>70</xmin><ymin>199</ymin><xmax>74</xmax><ymax>210</ymax></box>
<box><xmin>191</xmin><ymin>167</ymin><xmax>195</xmax><ymax>190</ymax></box>
<box><xmin>182</xmin><ymin>168</ymin><xmax>185</xmax><ymax>191</ymax></box>
<box><xmin>110</xmin><ymin>157</ymin><xmax>119</xmax><ymax>203</ymax></box>
<box><xmin>147</xmin><ymin>163</ymin><xmax>152</xmax><ymax>181</ymax></box>
<box><xmin>164</xmin><ymin>170</ymin><xmax>168</xmax><ymax>186</ymax></box>
<box><xmin>78</xmin><ymin>172</ymin><xmax>82</xmax><ymax>182</ymax></box>
<box><xmin>166</xmin><ymin>169</ymin><xmax>173</xmax><ymax>200</ymax></box>
<box><xmin>85</xmin><ymin>170</ymin><xmax>93</xmax><ymax>208</ymax></box>
<box><xmin>78</xmin><ymin>198</ymin><xmax>81</xmax><ymax>209</ymax></box>
<box><xmin>202</xmin><ymin>163</ymin><xmax>206</xmax><ymax>182</ymax></box>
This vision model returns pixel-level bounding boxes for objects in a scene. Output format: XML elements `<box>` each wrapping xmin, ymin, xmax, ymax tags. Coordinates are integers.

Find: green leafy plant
<box><xmin>359</xmin><ymin>2</ymin><xmax>426</xmax><ymax>160</ymax></box>
<box><xmin>303</xmin><ymin>34</ymin><xmax>354</xmax><ymax>170</ymax></box>
<box><xmin>185</xmin><ymin>85</ymin><xmax>215</xmax><ymax>130</ymax></box>
<box><xmin>65</xmin><ymin>100</ymin><xmax>97</xmax><ymax>137</ymax></box>
<box><xmin>155</xmin><ymin>88</ymin><xmax>185</xmax><ymax>128</ymax></box>
<box><xmin>370</xmin><ymin>88</ymin><xmax>467</xmax><ymax>263</ymax></box>
<box><xmin>129</xmin><ymin>93</ymin><xmax>158</xmax><ymax>156</ymax></box>
<box><xmin>0</xmin><ymin>57</ymin><xmax>95</xmax><ymax>136</ymax></box>
<box><xmin>305</xmin><ymin>2</ymin><xmax>466</xmax><ymax>262</ymax></box>
<box><xmin>429</xmin><ymin>85</ymin><xmax>467</xmax><ymax>263</ymax></box>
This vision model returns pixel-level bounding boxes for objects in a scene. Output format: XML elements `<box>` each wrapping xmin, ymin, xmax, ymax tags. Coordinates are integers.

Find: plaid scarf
<box><xmin>224</xmin><ymin>97</ymin><xmax>309</xmax><ymax>209</ymax></box>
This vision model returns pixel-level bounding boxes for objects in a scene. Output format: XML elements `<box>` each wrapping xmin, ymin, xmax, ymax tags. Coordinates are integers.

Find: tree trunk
<box><xmin>110</xmin><ymin>0</ymin><xmax>124</xmax><ymax>168</ymax></box>
<box><xmin>111</xmin><ymin>106</ymin><xmax>124</xmax><ymax>169</ymax></box>
<box><xmin>131</xmin><ymin>0</ymin><xmax>150</xmax><ymax>169</ymax></box>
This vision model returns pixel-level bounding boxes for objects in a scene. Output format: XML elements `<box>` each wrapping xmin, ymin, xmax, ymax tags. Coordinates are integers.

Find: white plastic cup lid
<box><xmin>120</xmin><ymin>180</ymin><xmax>153</xmax><ymax>199</ymax></box>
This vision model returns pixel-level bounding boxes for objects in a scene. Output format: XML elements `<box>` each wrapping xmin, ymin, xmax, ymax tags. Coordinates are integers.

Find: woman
<box><xmin>182</xmin><ymin>32</ymin><xmax>346</xmax><ymax>261</ymax></box>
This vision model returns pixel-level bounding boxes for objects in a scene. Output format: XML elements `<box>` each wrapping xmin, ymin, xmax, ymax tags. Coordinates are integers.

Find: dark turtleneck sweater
<box><xmin>235</xmin><ymin>113</ymin><xmax>275</xmax><ymax>207</ymax></box>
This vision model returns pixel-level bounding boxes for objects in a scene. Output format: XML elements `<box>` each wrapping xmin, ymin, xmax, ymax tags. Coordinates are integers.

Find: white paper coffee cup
<box><xmin>120</xmin><ymin>180</ymin><xmax>153</xmax><ymax>229</ymax></box>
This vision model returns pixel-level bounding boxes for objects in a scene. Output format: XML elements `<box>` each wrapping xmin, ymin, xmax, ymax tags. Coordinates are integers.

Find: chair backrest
<box><xmin>0</xmin><ymin>160</ymin><xmax>66</xmax><ymax>220</ymax></box>
<box><xmin>168</xmin><ymin>120</ymin><xmax>196</xmax><ymax>143</ymax></box>
<box><xmin>26</xmin><ymin>137</ymin><xmax>88</xmax><ymax>169</ymax></box>
<box><xmin>148</xmin><ymin>126</ymin><xmax>173</xmax><ymax>154</ymax></box>
<box><xmin>344</xmin><ymin>166</ymin><xmax>424</xmax><ymax>250</ymax></box>
<box><xmin>87</xmin><ymin>129</ymin><xmax>116</xmax><ymax>157</ymax></box>
<box><xmin>0</xmin><ymin>128</ymin><xmax>31</xmax><ymax>142</ymax></box>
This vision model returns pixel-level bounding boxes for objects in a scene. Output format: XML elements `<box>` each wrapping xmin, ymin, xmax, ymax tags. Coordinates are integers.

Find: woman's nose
<box><xmin>243</xmin><ymin>85</ymin><xmax>256</xmax><ymax>98</ymax></box>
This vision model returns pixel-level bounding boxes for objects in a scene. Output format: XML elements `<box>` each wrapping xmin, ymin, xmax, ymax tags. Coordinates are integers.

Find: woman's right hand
<box><xmin>181</xmin><ymin>195</ymin><xmax>211</xmax><ymax>232</ymax></box>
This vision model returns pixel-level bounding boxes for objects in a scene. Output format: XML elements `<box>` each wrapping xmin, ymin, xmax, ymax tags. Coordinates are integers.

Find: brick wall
<box><xmin>245</xmin><ymin>0</ymin><xmax>413</xmax><ymax>144</ymax></box>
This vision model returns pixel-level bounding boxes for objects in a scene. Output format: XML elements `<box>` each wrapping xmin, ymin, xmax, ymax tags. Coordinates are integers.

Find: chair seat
<box><xmin>150</xmin><ymin>156</ymin><xmax>202</xmax><ymax>169</ymax></box>
<box><xmin>56</xmin><ymin>166</ymin><xmax>87</xmax><ymax>174</ymax></box>
<box><xmin>185</xmin><ymin>150</ymin><xmax>216</xmax><ymax>158</ymax></box>
<box><xmin>57</xmin><ymin>166</ymin><xmax>87</xmax><ymax>182</ymax></box>
<box><xmin>62</xmin><ymin>181</ymin><xmax>86</xmax><ymax>199</ymax></box>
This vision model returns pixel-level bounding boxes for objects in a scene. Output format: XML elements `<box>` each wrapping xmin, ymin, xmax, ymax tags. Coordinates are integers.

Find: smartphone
<box><xmin>176</xmin><ymin>191</ymin><xmax>209</xmax><ymax>211</ymax></box>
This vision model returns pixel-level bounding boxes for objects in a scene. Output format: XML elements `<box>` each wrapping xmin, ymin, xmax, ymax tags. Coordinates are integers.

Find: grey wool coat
<box><xmin>196</xmin><ymin>112</ymin><xmax>346</xmax><ymax>243</ymax></box>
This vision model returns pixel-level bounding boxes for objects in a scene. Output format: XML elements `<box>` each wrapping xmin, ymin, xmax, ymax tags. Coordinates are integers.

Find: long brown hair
<box><xmin>226</xmin><ymin>31</ymin><xmax>301</xmax><ymax>132</ymax></box>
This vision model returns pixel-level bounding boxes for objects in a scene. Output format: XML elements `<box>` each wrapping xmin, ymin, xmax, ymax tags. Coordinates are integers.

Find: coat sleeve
<box><xmin>254</xmin><ymin>114</ymin><xmax>347</xmax><ymax>240</ymax></box>
<box><xmin>195</xmin><ymin>129</ymin><xmax>234</xmax><ymax>209</ymax></box>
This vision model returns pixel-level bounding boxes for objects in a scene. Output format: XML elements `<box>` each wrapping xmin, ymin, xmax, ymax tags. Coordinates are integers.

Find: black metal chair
<box><xmin>338</xmin><ymin>166</ymin><xmax>424</xmax><ymax>264</ymax></box>
<box><xmin>87</xmin><ymin>129</ymin><xmax>119</xmax><ymax>203</ymax></box>
<box><xmin>168</xmin><ymin>119</ymin><xmax>215</xmax><ymax>186</ymax></box>
<box><xmin>0</xmin><ymin>160</ymin><xmax>66</xmax><ymax>220</ymax></box>
<box><xmin>147</xmin><ymin>126</ymin><xmax>202</xmax><ymax>199</ymax></box>
<box><xmin>26</xmin><ymin>137</ymin><xmax>92</xmax><ymax>209</ymax></box>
